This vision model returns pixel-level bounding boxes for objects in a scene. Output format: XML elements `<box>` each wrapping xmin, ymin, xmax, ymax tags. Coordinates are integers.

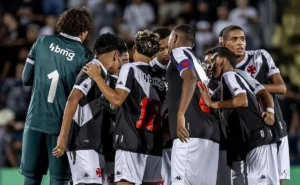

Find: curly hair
<box><xmin>134</xmin><ymin>30</ymin><xmax>160</xmax><ymax>58</ymax></box>
<box><xmin>56</xmin><ymin>7</ymin><xmax>92</xmax><ymax>37</ymax></box>
<box><xmin>93</xmin><ymin>33</ymin><xmax>127</xmax><ymax>57</ymax></box>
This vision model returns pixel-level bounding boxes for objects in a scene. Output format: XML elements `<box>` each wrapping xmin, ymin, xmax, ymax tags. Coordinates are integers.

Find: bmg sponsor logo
<box><xmin>49</xmin><ymin>43</ymin><xmax>75</xmax><ymax>61</ymax></box>
<box><xmin>143</xmin><ymin>74</ymin><xmax>164</xmax><ymax>91</ymax></box>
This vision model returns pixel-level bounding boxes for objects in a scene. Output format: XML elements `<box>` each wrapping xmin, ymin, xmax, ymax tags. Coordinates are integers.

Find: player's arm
<box><xmin>83</xmin><ymin>63</ymin><xmax>131</xmax><ymax>108</ymax></box>
<box><xmin>22</xmin><ymin>39</ymin><xmax>38</xmax><ymax>86</ymax></box>
<box><xmin>22</xmin><ymin>59</ymin><xmax>34</xmax><ymax>86</ymax></box>
<box><xmin>261</xmin><ymin>50</ymin><xmax>286</xmax><ymax>94</ymax></box>
<box><xmin>179</xmin><ymin>69</ymin><xmax>197</xmax><ymax>114</ymax></box>
<box><xmin>53</xmin><ymin>71</ymin><xmax>91</xmax><ymax>157</ymax></box>
<box><xmin>199</xmin><ymin>73</ymin><xmax>248</xmax><ymax>109</ymax></box>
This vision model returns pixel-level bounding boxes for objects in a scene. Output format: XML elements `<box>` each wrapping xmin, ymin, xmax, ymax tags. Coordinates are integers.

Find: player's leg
<box><xmin>142</xmin><ymin>155</ymin><xmax>162</xmax><ymax>185</ymax></box>
<box><xmin>66</xmin><ymin>150</ymin><xmax>104</xmax><ymax>185</ymax></box>
<box><xmin>277</xmin><ymin>136</ymin><xmax>290</xmax><ymax>184</ymax></box>
<box><xmin>171</xmin><ymin>138</ymin><xmax>219</xmax><ymax>185</ymax></box>
<box><xmin>216</xmin><ymin>150</ymin><xmax>231</xmax><ymax>185</ymax></box>
<box><xmin>102</xmin><ymin>162</ymin><xmax>115</xmax><ymax>185</ymax></box>
<box><xmin>114</xmin><ymin>150</ymin><xmax>148</xmax><ymax>185</ymax></box>
<box><xmin>231</xmin><ymin>161</ymin><xmax>246</xmax><ymax>185</ymax></box>
<box><xmin>244</xmin><ymin>144</ymin><xmax>279</xmax><ymax>185</ymax></box>
<box><xmin>161</xmin><ymin>148</ymin><xmax>172</xmax><ymax>185</ymax></box>
<box><xmin>46</xmin><ymin>134</ymin><xmax>71</xmax><ymax>185</ymax></box>
<box><xmin>20</xmin><ymin>128</ymin><xmax>48</xmax><ymax>185</ymax></box>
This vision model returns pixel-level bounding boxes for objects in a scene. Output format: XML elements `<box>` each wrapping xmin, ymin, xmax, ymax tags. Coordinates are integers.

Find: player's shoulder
<box><xmin>221</xmin><ymin>71</ymin><xmax>237</xmax><ymax>81</ymax></box>
<box><xmin>247</xmin><ymin>49</ymin><xmax>271</xmax><ymax>58</ymax></box>
<box><xmin>235</xmin><ymin>69</ymin><xmax>251</xmax><ymax>77</ymax></box>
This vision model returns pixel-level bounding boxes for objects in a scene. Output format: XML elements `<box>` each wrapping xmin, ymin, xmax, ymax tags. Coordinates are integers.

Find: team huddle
<box><xmin>20</xmin><ymin>7</ymin><xmax>290</xmax><ymax>185</ymax></box>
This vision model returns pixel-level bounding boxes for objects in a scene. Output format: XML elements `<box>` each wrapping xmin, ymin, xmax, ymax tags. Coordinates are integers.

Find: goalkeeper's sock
<box><xmin>24</xmin><ymin>175</ymin><xmax>43</xmax><ymax>185</ymax></box>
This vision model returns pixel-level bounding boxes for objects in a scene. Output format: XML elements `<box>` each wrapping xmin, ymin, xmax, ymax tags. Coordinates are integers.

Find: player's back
<box><xmin>114</xmin><ymin>62</ymin><xmax>166</xmax><ymax>156</ymax></box>
<box><xmin>25</xmin><ymin>34</ymin><xmax>93</xmax><ymax>135</ymax></box>
<box><xmin>221</xmin><ymin>71</ymin><xmax>279</xmax><ymax>159</ymax></box>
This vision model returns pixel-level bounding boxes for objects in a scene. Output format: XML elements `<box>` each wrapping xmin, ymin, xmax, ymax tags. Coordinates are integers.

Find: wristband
<box><xmin>266</xmin><ymin>107</ymin><xmax>274</xmax><ymax>114</ymax></box>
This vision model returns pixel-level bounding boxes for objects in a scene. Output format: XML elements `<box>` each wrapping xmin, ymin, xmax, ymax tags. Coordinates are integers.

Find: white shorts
<box><xmin>103</xmin><ymin>162</ymin><xmax>115</xmax><ymax>185</ymax></box>
<box><xmin>161</xmin><ymin>148</ymin><xmax>172</xmax><ymax>185</ymax></box>
<box><xmin>277</xmin><ymin>136</ymin><xmax>290</xmax><ymax>180</ymax></box>
<box><xmin>231</xmin><ymin>144</ymin><xmax>280</xmax><ymax>185</ymax></box>
<box><xmin>171</xmin><ymin>138</ymin><xmax>219</xmax><ymax>185</ymax></box>
<box><xmin>67</xmin><ymin>150</ymin><xmax>104</xmax><ymax>185</ymax></box>
<box><xmin>114</xmin><ymin>150</ymin><xmax>162</xmax><ymax>184</ymax></box>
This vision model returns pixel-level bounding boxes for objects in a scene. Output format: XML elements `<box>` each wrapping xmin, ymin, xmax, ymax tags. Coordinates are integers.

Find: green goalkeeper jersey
<box><xmin>23</xmin><ymin>33</ymin><xmax>93</xmax><ymax>135</ymax></box>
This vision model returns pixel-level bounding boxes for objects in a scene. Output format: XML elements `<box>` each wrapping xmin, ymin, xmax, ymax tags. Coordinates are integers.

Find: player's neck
<box><xmin>134</xmin><ymin>53</ymin><xmax>151</xmax><ymax>64</ymax></box>
<box><xmin>237</xmin><ymin>53</ymin><xmax>246</xmax><ymax>63</ymax></box>
<box><xmin>97</xmin><ymin>56</ymin><xmax>111</xmax><ymax>70</ymax></box>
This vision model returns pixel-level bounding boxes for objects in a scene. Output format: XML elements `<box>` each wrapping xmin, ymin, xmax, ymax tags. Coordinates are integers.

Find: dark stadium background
<box><xmin>0</xmin><ymin>0</ymin><xmax>300</xmax><ymax>184</ymax></box>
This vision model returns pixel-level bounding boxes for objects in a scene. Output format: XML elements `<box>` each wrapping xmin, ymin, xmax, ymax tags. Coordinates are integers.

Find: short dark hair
<box><xmin>134</xmin><ymin>30</ymin><xmax>160</xmax><ymax>58</ymax></box>
<box><xmin>118</xmin><ymin>38</ymin><xmax>128</xmax><ymax>54</ymax></box>
<box><xmin>204</xmin><ymin>46</ymin><xmax>224</xmax><ymax>56</ymax></box>
<box><xmin>221</xmin><ymin>25</ymin><xmax>244</xmax><ymax>41</ymax></box>
<box><xmin>212</xmin><ymin>47</ymin><xmax>237</xmax><ymax>68</ymax></box>
<box><xmin>173</xmin><ymin>24</ymin><xmax>195</xmax><ymax>44</ymax></box>
<box><xmin>153</xmin><ymin>27</ymin><xmax>171</xmax><ymax>40</ymax></box>
<box><xmin>56</xmin><ymin>7</ymin><xmax>92</xmax><ymax>37</ymax></box>
<box><xmin>93</xmin><ymin>33</ymin><xmax>126</xmax><ymax>57</ymax></box>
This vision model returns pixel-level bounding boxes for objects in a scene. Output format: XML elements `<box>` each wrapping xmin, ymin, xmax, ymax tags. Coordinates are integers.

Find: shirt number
<box><xmin>136</xmin><ymin>97</ymin><xmax>161</xmax><ymax>132</ymax></box>
<box><xmin>47</xmin><ymin>70</ymin><xmax>59</xmax><ymax>103</ymax></box>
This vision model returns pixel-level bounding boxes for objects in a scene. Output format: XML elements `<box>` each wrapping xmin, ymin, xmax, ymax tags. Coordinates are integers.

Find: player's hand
<box><xmin>198</xmin><ymin>82</ymin><xmax>212</xmax><ymax>107</ymax></box>
<box><xmin>262</xmin><ymin>111</ymin><xmax>275</xmax><ymax>125</ymax></box>
<box><xmin>177</xmin><ymin>113</ymin><xmax>189</xmax><ymax>143</ymax></box>
<box><xmin>52</xmin><ymin>135</ymin><xmax>67</xmax><ymax>158</ymax></box>
<box><xmin>83</xmin><ymin>63</ymin><xmax>101</xmax><ymax>80</ymax></box>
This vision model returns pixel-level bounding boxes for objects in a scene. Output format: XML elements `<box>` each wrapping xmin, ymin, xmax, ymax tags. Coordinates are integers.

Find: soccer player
<box><xmin>101</xmin><ymin>40</ymin><xmax>129</xmax><ymax>185</ymax></box>
<box><xmin>150</xmin><ymin>27</ymin><xmax>171</xmax><ymax>185</ymax></box>
<box><xmin>83</xmin><ymin>30</ymin><xmax>166</xmax><ymax>185</ymax></box>
<box><xmin>199</xmin><ymin>46</ymin><xmax>280</xmax><ymax>185</ymax></box>
<box><xmin>167</xmin><ymin>24</ymin><xmax>219</xmax><ymax>185</ymax></box>
<box><xmin>52</xmin><ymin>33</ymin><xmax>127</xmax><ymax>185</ymax></box>
<box><xmin>202</xmin><ymin>48</ymin><xmax>231</xmax><ymax>185</ymax></box>
<box><xmin>20</xmin><ymin>7</ymin><xmax>93</xmax><ymax>185</ymax></box>
<box><xmin>220</xmin><ymin>25</ymin><xmax>289</xmax><ymax>185</ymax></box>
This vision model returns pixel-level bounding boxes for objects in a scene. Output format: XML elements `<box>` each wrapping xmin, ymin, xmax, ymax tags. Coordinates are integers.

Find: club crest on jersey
<box><xmin>143</xmin><ymin>74</ymin><xmax>164</xmax><ymax>91</ymax></box>
<box><xmin>247</xmin><ymin>65</ymin><xmax>257</xmax><ymax>75</ymax></box>
<box><xmin>49</xmin><ymin>43</ymin><xmax>75</xmax><ymax>61</ymax></box>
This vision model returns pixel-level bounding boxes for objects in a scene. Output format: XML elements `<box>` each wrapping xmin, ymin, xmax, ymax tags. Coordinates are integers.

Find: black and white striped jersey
<box><xmin>236</xmin><ymin>50</ymin><xmax>287</xmax><ymax>138</ymax></box>
<box><xmin>114</xmin><ymin>61</ymin><xmax>166</xmax><ymax>156</ymax></box>
<box><xmin>220</xmin><ymin>70</ymin><xmax>279</xmax><ymax>160</ymax></box>
<box><xmin>67</xmin><ymin>59</ymin><xmax>108</xmax><ymax>153</ymax></box>
<box><xmin>167</xmin><ymin>47</ymin><xmax>218</xmax><ymax>142</ymax></box>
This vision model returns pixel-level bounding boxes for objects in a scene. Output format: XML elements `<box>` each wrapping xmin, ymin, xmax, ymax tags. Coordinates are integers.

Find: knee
<box><xmin>23</xmin><ymin>175</ymin><xmax>43</xmax><ymax>185</ymax></box>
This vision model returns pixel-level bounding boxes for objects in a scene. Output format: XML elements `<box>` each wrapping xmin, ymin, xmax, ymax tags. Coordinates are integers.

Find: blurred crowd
<box><xmin>1</xmin><ymin>0</ymin><xmax>300</xmax><ymax>168</ymax></box>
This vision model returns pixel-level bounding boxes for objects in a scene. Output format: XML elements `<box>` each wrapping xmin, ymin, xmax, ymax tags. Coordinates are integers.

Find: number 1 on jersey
<box><xmin>47</xmin><ymin>70</ymin><xmax>59</xmax><ymax>103</ymax></box>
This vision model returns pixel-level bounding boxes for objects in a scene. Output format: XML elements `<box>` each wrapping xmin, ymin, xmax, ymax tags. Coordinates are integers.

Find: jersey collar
<box><xmin>60</xmin><ymin>33</ymin><xmax>82</xmax><ymax>42</ymax></box>
<box><xmin>236</xmin><ymin>51</ymin><xmax>248</xmax><ymax>68</ymax></box>
<box><xmin>151</xmin><ymin>57</ymin><xmax>167</xmax><ymax>69</ymax></box>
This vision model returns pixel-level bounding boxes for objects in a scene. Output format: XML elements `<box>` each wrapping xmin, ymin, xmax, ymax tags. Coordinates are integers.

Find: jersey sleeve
<box><xmin>116</xmin><ymin>63</ymin><xmax>134</xmax><ymax>92</ymax></box>
<box><xmin>261</xmin><ymin>50</ymin><xmax>280</xmax><ymax>77</ymax></box>
<box><xmin>236</xmin><ymin>70</ymin><xmax>264</xmax><ymax>95</ymax></box>
<box><xmin>73</xmin><ymin>71</ymin><xmax>93</xmax><ymax>95</ymax></box>
<box><xmin>223</xmin><ymin>72</ymin><xmax>246</xmax><ymax>97</ymax></box>
<box><xmin>23</xmin><ymin>38</ymin><xmax>39</xmax><ymax>86</ymax></box>
<box><xmin>171</xmin><ymin>48</ymin><xmax>195</xmax><ymax>76</ymax></box>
